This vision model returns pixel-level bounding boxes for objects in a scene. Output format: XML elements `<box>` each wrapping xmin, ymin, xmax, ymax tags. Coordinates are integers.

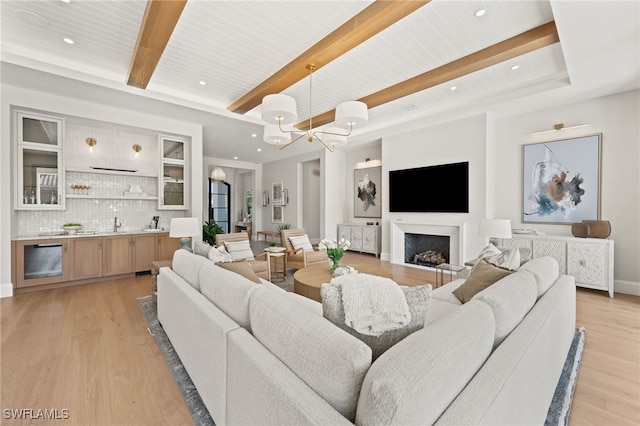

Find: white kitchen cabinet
<box><xmin>338</xmin><ymin>224</ymin><xmax>381</xmax><ymax>257</ymax></box>
<box><xmin>15</xmin><ymin>111</ymin><xmax>65</xmax><ymax>210</ymax></box>
<box><xmin>158</xmin><ymin>135</ymin><xmax>188</xmax><ymax>210</ymax></box>
<box><xmin>493</xmin><ymin>234</ymin><xmax>614</xmax><ymax>297</ymax></box>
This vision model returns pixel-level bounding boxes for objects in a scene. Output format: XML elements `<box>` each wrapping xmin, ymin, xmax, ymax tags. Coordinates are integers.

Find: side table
<box><xmin>151</xmin><ymin>260</ymin><xmax>172</xmax><ymax>303</ymax></box>
<box><xmin>264</xmin><ymin>248</ymin><xmax>286</xmax><ymax>283</ymax></box>
<box><xmin>435</xmin><ymin>263</ymin><xmax>468</xmax><ymax>288</ymax></box>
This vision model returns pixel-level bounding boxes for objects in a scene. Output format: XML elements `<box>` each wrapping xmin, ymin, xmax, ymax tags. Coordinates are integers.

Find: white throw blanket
<box><xmin>331</xmin><ymin>273</ymin><xmax>411</xmax><ymax>336</ymax></box>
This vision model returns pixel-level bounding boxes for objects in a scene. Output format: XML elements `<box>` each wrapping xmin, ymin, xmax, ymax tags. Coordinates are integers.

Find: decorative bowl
<box><xmin>62</xmin><ymin>224</ymin><xmax>83</xmax><ymax>234</ymax></box>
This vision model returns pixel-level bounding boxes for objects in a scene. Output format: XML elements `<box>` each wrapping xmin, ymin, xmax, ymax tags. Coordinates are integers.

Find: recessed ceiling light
<box><xmin>61</xmin><ymin>0</ymin><xmax>70</xmax><ymax>3</ymax></box>
<box><xmin>199</xmin><ymin>81</ymin><xmax>206</xmax><ymax>85</ymax></box>
<box><xmin>474</xmin><ymin>9</ymin><xmax>486</xmax><ymax>17</ymax></box>
<box><xmin>233</xmin><ymin>156</ymin><xmax>238</xmax><ymax>160</ymax></box>
<box><xmin>63</xmin><ymin>37</ymin><xmax>74</xmax><ymax>44</ymax></box>
<box><xmin>251</xmin><ymin>133</ymin><xmax>257</xmax><ymax>138</ymax></box>
<box><xmin>257</xmin><ymin>148</ymin><xmax>262</xmax><ymax>152</ymax></box>
<box><xmin>511</xmin><ymin>65</ymin><xmax>520</xmax><ymax>70</ymax></box>
<box><xmin>450</xmin><ymin>86</ymin><xmax>457</xmax><ymax>91</ymax></box>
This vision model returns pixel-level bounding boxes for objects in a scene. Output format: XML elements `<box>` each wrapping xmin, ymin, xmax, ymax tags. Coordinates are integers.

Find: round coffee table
<box><xmin>293</xmin><ymin>262</ymin><xmax>393</xmax><ymax>302</ymax></box>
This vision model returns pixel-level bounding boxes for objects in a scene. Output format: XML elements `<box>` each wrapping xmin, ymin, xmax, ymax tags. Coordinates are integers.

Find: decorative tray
<box><xmin>264</xmin><ymin>246</ymin><xmax>286</xmax><ymax>252</ymax></box>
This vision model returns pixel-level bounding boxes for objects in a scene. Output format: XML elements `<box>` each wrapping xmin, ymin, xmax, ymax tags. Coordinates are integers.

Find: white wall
<box><xmin>381</xmin><ymin>114</ymin><xmax>488</xmax><ymax>262</ymax></box>
<box><xmin>345</xmin><ymin>142</ymin><xmax>382</xmax><ymax>223</ymax></box>
<box><xmin>1</xmin><ymin>84</ymin><xmax>203</xmax><ymax>297</ymax></box>
<box><xmin>494</xmin><ymin>89</ymin><xmax>640</xmax><ymax>294</ymax></box>
<box><xmin>301</xmin><ymin>159</ymin><xmax>321</xmax><ymax>240</ymax></box>
<box><xmin>261</xmin><ymin>150</ymin><xmax>326</xmax><ymax>238</ymax></box>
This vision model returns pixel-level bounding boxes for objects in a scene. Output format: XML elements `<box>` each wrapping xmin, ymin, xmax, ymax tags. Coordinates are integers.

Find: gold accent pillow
<box><xmin>452</xmin><ymin>259</ymin><xmax>514</xmax><ymax>303</ymax></box>
<box><xmin>217</xmin><ymin>261</ymin><xmax>261</xmax><ymax>283</ymax></box>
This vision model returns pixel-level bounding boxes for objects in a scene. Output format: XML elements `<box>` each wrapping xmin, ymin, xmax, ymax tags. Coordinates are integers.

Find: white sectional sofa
<box><xmin>157</xmin><ymin>249</ymin><xmax>576</xmax><ymax>425</ymax></box>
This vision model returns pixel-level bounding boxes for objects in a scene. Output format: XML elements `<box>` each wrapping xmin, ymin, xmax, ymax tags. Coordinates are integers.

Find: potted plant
<box><xmin>203</xmin><ymin>219</ymin><xmax>224</xmax><ymax>245</ymax></box>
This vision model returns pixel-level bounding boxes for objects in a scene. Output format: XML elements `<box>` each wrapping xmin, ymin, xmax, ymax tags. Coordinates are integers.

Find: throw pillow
<box><xmin>321</xmin><ymin>283</ymin><xmax>432</xmax><ymax>361</ymax></box>
<box><xmin>452</xmin><ymin>258</ymin><xmax>514</xmax><ymax>303</ymax></box>
<box><xmin>477</xmin><ymin>242</ymin><xmax>502</xmax><ymax>259</ymax></box>
<box><xmin>484</xmin><ymin>247</ymin><xmax>520</xmax><ymax>271</ymax></box>
<box><xmin>193</xmin><ymin>241</ymin><xmax>212</xmax><ymax>257</ymax></box>
<box><xmin>288</xmin><ymin>234</ymin><xmax>314</xmax><ymax>252</ymax></box>
<box><xmin>208</xmin><ymin>245</ymin><xmax>233</xmax><ymax>263</ymax></box>
<box><xmin>223</xmin><ymin>240</ymin><xmax>255</xmax><ymax>261</ymax></box>
<box><xmin>217</xmin><ymin>261</ymin><xmax>261</xmax><ymax>283</ymax></box>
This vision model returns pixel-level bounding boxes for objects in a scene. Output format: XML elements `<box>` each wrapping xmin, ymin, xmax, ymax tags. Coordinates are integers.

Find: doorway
<box><xmin>209</xmin><ymin>179</ymin><xmax>230</xmax><ymax>233</ymax></box>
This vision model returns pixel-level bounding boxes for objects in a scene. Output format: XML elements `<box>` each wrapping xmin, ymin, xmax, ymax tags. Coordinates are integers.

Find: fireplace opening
<box><xmin>404</xmin><ymin>233</ymin><xmax>450</xmax><ymax>267</ymax></box>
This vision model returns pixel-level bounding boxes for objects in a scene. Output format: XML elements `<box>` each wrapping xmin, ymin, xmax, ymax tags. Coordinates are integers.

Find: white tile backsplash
<box><xmin>17</xmin><ymin>121</ymin><xmax>185</xmax><ymax>237</ymax></box>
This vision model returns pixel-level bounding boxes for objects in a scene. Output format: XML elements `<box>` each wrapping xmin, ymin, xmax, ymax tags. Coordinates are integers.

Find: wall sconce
<box><xmin>86</xmin><ymin>137</ymin><xmax>97</xmax><ymax>152</ymax></box>
<box><xmin>262</xmin><ymin>190</ymin><xmax>270</xmax><ymax>206</ymax></box>
<box><xmin>355</xmin><ymin>157</ymin><xmax>382</xmax><ymax>169</ymax></box>
<box><xmin>132</xmin><ymin>144</ymin><xmax>142</xmax><ymax>157</ymax></box>
<box><xmin>282</xmin><ymin>188</ymin><xmax>289</xmax><ymax>206</ymax></box>
<box><xmin>531</xmin><ymin>123</ymin><xmax>590</xmax><ymax>135</ymax></box>
<box><xmin>211</xmin><ymin>167</ymin><xmax>226</xmax><ymax>182</ymax></box>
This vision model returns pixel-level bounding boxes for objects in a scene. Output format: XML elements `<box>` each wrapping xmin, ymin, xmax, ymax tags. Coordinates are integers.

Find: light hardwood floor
<box><xmin>1</xmin><ymin>250</ymin><xmax>639</xmax><ymax>425</ymax></box>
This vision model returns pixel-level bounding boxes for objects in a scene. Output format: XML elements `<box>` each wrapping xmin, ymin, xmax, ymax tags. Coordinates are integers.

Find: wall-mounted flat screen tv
<box><xmin>389</xmin><ymin>161</ymin><xmax>469</xmax><ymax>213</ymax></box>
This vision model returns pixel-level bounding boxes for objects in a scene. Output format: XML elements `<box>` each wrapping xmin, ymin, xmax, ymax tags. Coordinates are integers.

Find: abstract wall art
<box><xmin>522</xmin><ymin>134</ymin><xmax>602</xmax><ymax>224</ymax></box>
<box><xmin>354</xmin><ymin>166</ymin><xmax>381</xmax><ymax>218</ymax></box>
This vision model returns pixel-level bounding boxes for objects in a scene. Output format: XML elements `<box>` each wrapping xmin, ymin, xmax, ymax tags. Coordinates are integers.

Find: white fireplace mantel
<box><xmin>391</xmin><ymin>221</ymin><xmax>467</xmax><ymax>268</ymax></box>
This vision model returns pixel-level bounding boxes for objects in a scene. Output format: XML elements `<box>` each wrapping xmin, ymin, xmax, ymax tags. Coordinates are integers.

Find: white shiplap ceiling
<box><xmin>1</xmin><ymin>0</ymin><xmax>638</xmax><ymax>164</ymax></box>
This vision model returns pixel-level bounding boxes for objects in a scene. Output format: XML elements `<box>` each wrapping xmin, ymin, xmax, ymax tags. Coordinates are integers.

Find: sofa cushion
<box><xmin>321</xmin><ymin>283</ymin><xmax>431</xmax><ymax>361</ymax></box>
<box><xmin>208</xmin><ymin>245</ymin><xmax>234</xmax><ymax>263</ymax></box>
<box><xmin>249</xmin><ymin>286</ymin><xmax>371</xmax><ymax>422</ymax></box>
<box><xmin>472</xmin><ymin>270</ymin><xmax>538</xmax><ymax>347</ymax></box>
<box><xmin>199</xmin><ymin>261</ymin><xmax>259</xmax><ymax>331</ymax></box>
<box><xmin>223</xmin><ymin>240</ymin><xmax>256</xmax><ymax>261</ymax></box>
<box><xmin>193</xmin><ymin>241</ymin><xmax>213</xmax><ymax>257</ymax></box>
<box><xmin>217</xmin><ymin>260</ymin><xmax>261</xmax><ymax>283</ymax></box>
<box><xmin>517</xmin><ymin>256</ymin><xmax>560</xmax><ymax>298</ymax></box>
<box><xmin>453</xmin><ymin>259</ymin><xmax>514</xmax><ymax>303</ymax></box>
<box><xmin>484</xmin><ymin>247</ymin><xmax>521</xmax><ymax>271</ymax></box>
<box><xmin>355</xmin><ymin>301</ymin><xmax>495</xmax><ymax>426</ymax></box>
<box><xmin>172</xmin><ymin>249</ymin><xmax>210</xmax><ymax>292</ymax></box>
<box><xmin>288</xmin><ymin>234</ymin><xmax>314</xmax><ymax>252</ymax></box>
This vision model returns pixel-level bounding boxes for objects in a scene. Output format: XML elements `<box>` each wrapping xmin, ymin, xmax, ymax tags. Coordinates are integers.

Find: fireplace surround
<box><xmin>391</xmin><ymin>222</ymin><xmax>466</xmax><ymax>269</ymax></box>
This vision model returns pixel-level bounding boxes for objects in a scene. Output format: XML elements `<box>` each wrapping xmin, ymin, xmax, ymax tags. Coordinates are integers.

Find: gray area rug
<box><xmin>545</xmin><ymin>327</ymin><xmax>586</xmax><ymax>426</ymax></box>
<box><xmin>138</xmin><ymin>294</ymin><xmax>585</xmax><ymax>426</ymax></box>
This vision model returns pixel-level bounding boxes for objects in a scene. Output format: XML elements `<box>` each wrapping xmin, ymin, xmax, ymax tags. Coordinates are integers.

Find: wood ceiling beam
<box><xmin>127</xmin><ymin>0</ymin><xmax>187</xmax><ymax>89</ymax></box>
<box><xmin>227</xmin><ymin>0</ymin><xmax>431</xmax><ymax>115</ymax></box>
<box><xmin>299</xmin><ymin>21</ymin><xmax>559</xmax><ymax>130</ymax></box>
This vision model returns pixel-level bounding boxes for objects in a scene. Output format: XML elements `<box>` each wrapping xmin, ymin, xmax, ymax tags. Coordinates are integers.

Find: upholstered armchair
<box><xmin>280</xmin><ymin>228</ymin><xmax>328</xmax><ymax>271</ymax></box>
<box><xmin>215</xmin><ymin>232</ymin><xmax>270</xmax><ymax>280</ymax></box>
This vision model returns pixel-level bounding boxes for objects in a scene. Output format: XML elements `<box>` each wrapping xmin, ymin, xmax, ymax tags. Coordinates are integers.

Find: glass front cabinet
<box><xmin>16</xmin><ymin>111</ymin><xmax>65</xmax><ymax>210</ymax></box>
<box><xmin>158</xmin><ymin>135</ymin><xmax>188</xmax><ymax>210</ymax></box>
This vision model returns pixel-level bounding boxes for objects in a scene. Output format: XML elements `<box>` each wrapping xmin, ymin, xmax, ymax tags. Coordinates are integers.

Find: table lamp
<box><xmin>479</xmin><ymin>219</ymin><xmax>512</xmax><ymax>240</ymax></box>
<box><xmin>170</xmin><ymin>217</ymin><xmax>200</xmax><ymax>252</ymax></box>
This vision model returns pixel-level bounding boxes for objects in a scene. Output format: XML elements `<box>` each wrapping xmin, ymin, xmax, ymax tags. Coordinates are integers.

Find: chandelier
<box><xmin>262</xmin><ymin>64</ymin><xmax>368</xmax><ymax>152</ymax></box>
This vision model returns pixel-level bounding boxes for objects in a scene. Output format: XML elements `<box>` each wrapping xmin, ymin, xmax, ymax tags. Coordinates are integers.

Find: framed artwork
<box><xmin>354</xmin><ymin>166</ymin><xmax>381</xmax><ymax>218</ymax></box>
<box><xmin>272</xmin><ymin>204</ymin><xmax>283</xmax><ymax>223</ymax></box>
<box><xmin>272</xmin><ymin>182</ymin><xmax>283</xmax><ymax>205</ymax></box>
<box><xmin>522</xmin><ymin>134</ymin><xmax>602</xmax><ymax>224</ymax></box>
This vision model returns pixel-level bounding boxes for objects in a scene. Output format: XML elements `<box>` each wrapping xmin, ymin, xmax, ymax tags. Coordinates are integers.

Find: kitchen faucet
<box><xmin>114</xmin><ymin>216</ymin><xmax>121</xmax><ymax>233</ymax></box>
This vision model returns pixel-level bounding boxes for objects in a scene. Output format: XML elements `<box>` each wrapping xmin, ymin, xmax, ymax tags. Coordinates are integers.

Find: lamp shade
<box><xmin>170</xmin><ymin>217</ymin><xmax>200</xmax><ymax>238</ymax></box>
<box><xmin>320</xmin><ymin>127</ymin><xmax>348</xmax><ymax>148</ymax></box>
<box><xmin>263</xmin><ymin>124</ymin><xmax>292</xmax><ymax>145</ymax></box>
<box><xmin>211</xmin><ymin>167</ymin><xmax>226</xmax><ymax>182</ymax></box>
<box><xmin>262</xmin><ymin>94</ymin><xmax>297</xmax><ymax>125</ymax></box>
<box><xmin>479</xmin><ymin>219</ymin><xmax>512</xmax><ymax>239</ymax></box>
<box><xmin>334</xmin><ymin>101</ymin><xmax>368</xmax><ymax>128</ymax></box>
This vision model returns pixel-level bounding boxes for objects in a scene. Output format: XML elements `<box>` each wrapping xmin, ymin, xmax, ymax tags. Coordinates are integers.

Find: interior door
<box><xmin>209</xmin><ymin>179</ymin><xmax>230</xmax><ymax>233</ymax></box>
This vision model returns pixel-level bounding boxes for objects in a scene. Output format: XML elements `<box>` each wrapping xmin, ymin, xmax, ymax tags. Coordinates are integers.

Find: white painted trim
<box><xmin>613</xmin><ymin>280</ymin><xmax>640</xmax><ymax>297</ymax></box>
<box><xmin>0</xmin><ymin>283</ymin><xmax>14</xmax><ymax>298</ymax></box>
<box><xmin>391</xmin><ymin>221</ymin><xmax>466</xmax><ymax>267</ymax></box>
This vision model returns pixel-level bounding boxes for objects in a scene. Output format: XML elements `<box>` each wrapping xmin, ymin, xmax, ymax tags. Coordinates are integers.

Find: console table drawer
<box><xmin>567</xmin><ymin>242</ymin><xmax>608</xmax><ymax>287</ymax></box>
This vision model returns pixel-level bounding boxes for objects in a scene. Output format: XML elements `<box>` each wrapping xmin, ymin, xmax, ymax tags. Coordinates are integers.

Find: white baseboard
<box><xmin>0</xmin><ymin>282</ymin><xmax>14</xmax><ymax>298</ymax></box>
<box><xmin>380</xmin><ymin>252</ymin><xmax>390</xmax><ymax>262</ymax></box>
<box><xmin>614</xmin><ymin>279</ymin><xmax>640</xmax><ymax>297</ymax></box>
